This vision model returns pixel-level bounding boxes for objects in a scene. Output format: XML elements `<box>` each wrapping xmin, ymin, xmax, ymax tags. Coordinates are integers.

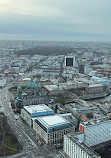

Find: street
<box><xmin>0</xmin><ymin>88</ymin><xmax>59</xmax><ymax>158</ymax></box>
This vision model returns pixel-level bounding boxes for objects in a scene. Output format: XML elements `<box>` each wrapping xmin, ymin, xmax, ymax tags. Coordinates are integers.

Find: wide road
<box><xmin>0</xmin><ymin>88</ymin><xmax>59</xmax><ymax>158</ymax></box>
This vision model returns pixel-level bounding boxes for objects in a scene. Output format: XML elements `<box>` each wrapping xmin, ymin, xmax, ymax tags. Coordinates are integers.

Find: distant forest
<box><xmin>16</xmin><ymin>46</ymin><xmax>78</xmax><ymax>56</ymax></box>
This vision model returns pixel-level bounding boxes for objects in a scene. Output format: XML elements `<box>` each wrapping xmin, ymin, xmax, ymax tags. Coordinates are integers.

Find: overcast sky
<box><xmin>0</xmin><ymin>0</ymin><xmax>111</xmax><ymax>41</ymax></box>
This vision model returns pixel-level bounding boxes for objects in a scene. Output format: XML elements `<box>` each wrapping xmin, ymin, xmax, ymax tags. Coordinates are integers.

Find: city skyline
<box><xmin>0</xmin><ymin>0</ymin><xmax>111</xmax><ymax>41</ymax></box>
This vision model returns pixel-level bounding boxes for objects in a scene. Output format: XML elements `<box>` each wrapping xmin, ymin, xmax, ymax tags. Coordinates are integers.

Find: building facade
<box><xmin>79</xmin><ymin>116</ymin><xmax>111</xmax><ymax>147</ymax></box>
<box><xmin>65</xmin><ymin>56</ymin><xmax>76</xmax><ymax>67</ymax></box>
<box><xmin>43</xmin><ymin>85</ymin><xmax>64</xmax><ymax>96</ymax></box>
<box><xmin>33</xmin><ymin>115</ymin><xmax>75</xmax><ymax>144</ymax></box>
<box><xmin>21</xmin><ymin>104</ymin><xmax>55</xmax><ymax>126</ymax></box>
<box><xmin>86</xmin><ymin>84</ymin><xmax>103</xmax><ymax>94</ymax></box>
<box><xmin>63</xmin><ymin>133</ymin><xmax>101</xmax><ymax>158</ymax></box>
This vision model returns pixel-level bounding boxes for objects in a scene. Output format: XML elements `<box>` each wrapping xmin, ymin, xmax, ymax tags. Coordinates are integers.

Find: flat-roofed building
<box><xmin>44</xmin><ymin>85</ymin><xmax>64</xmax><ymax>96</ymax></box>
<box><xmin>65</xmin><ymin>56</ymin><xmax>76</xmax><ymax>67</ymax></box>
<box><xmin>79</xmin><ymin>116</ymin><xmax>111</xmax><ymax>147</ymax></box>
<box><xmin>33</xmin><ymin>115</ymin><xmax>75</xmax><ymax>144</ymax></box>
<box><xmin>61</xmin><ymin>133</ymin><xmax>101</xmax><ymax>158</ymax></box>
<box><xmin>21</xmin><ymin>104</ymin><xmax>55</xmax><ymax>126</ymax></box>
<box><xmin>86</xmin><ymin>84</ymin><xmax>103</xmax><ymax>94</ymax></box>
<box><xmin>91</xmin><ymin>76</ymin><xmax>111</xmax><ymax>88</ymax></box>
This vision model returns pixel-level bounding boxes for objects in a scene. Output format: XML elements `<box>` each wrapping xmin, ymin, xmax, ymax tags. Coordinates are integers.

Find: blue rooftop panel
<box><xmin>31</xmin><ymin>111</ymin><xmax>55</xmax><ymax>117</ymax></box>
<box><xmin>92</xmin><ymin>76</ymin><xmax>109</xmax><ymax>82</ymax></box>
<box><xmin>75</xmin><ymin>106</ymin><xmax>97</xmax><ymax>111</ymax></box>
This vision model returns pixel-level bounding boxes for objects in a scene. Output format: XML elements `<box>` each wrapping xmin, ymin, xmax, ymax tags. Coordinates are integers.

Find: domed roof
<box><xmin>22</xmin><ymin>93</ymin><xmax>27</xmax><ymax>96</ymax></box>
<box><xmin>26</xmin><ymin>81</ymin><xmax>41</xmax><ymax>89</ymax></box>
<box><xmin>17</xmin><ymin>86</ymin><xmax>22</xmax><ymax>90</ymax></box>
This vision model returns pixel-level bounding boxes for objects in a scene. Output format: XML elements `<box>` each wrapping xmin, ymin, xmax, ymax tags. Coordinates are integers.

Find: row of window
<box><xmin>64</xmin><ymin>137</ymin><xmax>90</xmax><ymax>158</ymax></box>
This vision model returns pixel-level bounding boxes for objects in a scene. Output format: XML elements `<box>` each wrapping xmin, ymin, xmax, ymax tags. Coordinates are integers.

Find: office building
<box><xmin>21</xmin><ymin>104</ymin><xmax>55</xmax><ymax>126</ymax></box>
<box><xmin>79</xmin><ymin>116</ymin><xmax>111</xmax><ymax>147</ymax></box>
<box><xmin>65</xmin><ymin>56</ymin><xmax>75</xmax><ymax>67</ymax></box>
<box><xmin>61</xmin><ymin>133</ymin><xmax>101</xmax><ymax>158</ymax></box>
<box><xmin>33</xmin><ymin>114</ymin><xmax>75</xmax><ymax>144</ymax></box>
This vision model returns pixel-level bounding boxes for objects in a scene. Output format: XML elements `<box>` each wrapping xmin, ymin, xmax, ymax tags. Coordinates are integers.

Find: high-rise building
<box><xmin>61</xmin><ymin>133</ymin><xmax>101</xmax><ymax>158</ymax></box>
<box><xmin>33</xmin><ymin>114</ymin><xmax>75</xmax><ymax>144</ymax></box>
<box><xmin>65</xmin><ymin>56</ymin><xmax>75</xmax><ymax>67</ymax></box>
<box><xmin>60</xmin><ymin>116</ymin><xmax>111</xmax><ymax>158</ymax></box>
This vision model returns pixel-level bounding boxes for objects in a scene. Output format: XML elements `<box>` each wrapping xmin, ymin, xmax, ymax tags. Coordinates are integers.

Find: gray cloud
<box><xmin>0</xmin><ymin>0</ymin><xmax>111</xmax><ymax>41</ymax></box>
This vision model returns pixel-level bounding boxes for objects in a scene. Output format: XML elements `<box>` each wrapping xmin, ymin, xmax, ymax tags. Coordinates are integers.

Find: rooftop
<box><xmin>69</xmin><ymin>103</ymin><xmax>97</xmax><ymax>111</ymax></box>
<box><xmin>89</xmin><ymin>84</ymin><xmax>103</xmax><ymax>88</ymax></box>
<box><xmin>44</xmin><ymin>85</ymin><xmax>62</xmax><ymax>91</ymax></box>
<box><xmin>66</xmin><ymin>132</ymin><xmax>101</xmax><ymax>158</ymax></box>
<box><xmin>81</xmin><ymin>116</ymin><xmax>111</xmax><ymax>127</ymax></box>
<box><xmin>22</xmin><ymin>78</ymin><xmax>31</xmax><ymax>81</ymax></box>
<box><xmin>92</xmin><ymin>76</ymin><xmax>110</xmax><ymax>82</ymax></box>
<box><xmin>36</xmin><ymin>114</ymin><xmax>71</xmax><ymax>129</ymax></box>
<box><xmin>75</xmin><ymin>106</ymin><xmax>97</xmax><ymax>111</ymax></box>
<box><xmin>23</xmin><ymin>104</ymin><xmax>54</xmax><ymax>115</ymax></box>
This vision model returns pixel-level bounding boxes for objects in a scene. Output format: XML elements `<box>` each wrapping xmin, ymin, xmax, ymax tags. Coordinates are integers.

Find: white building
<box><xmin>21</xmin><ymin>104</ymin><xmax>55</xmax><ymax>126</ymax></box>
<box><xmin>33</xmin><ymin>115</ymin><xmax>75</xmax><ymax>144</ymax></box>
<box><xmin>79</xmin><ymin>116</ymin><xmax>111</xmax><ymax>147</ymax></box>
<box><xmin>62</xmin><ymin>133</ymin><xmax>101</xmax><ymax>158</ymax></box>
<box><xmin>22</xmin><ymin>78</ymin><xmax>31</xmax><ymax>81</ymax></box>
<box><xmin>61</xmin><ymin>116</ymin><xmax>111</xmax><ymax>158</ymax></box>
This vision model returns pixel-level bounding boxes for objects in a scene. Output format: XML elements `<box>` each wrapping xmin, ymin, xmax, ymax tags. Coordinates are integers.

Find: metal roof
<box><xmin>66</xmin><ymin>133</ymin><xmax>101</xmax><ymax>158</ymax></box>
<box><xmin>36</xmin><ymin>115</ymin><xmax>71</xmax><ymax>129</ymax></box>
<box><xmin>92</xmin><ymin>76</ymin><xmax>110</xmax><ymax>82</ymax></box>
<box><xmin>81</xmin><ymin>116</ymin><xmax>111</xmax><ymax>127</ymax></box>
<box><xmin>23</xmin><ymin>104</ymin><xmax>54</xmax><ymax>116</ymax></box>
<box><xmin>75</xmin><ymin>106</ymin><xmax>97</xmax><ymax>111</ymax></box>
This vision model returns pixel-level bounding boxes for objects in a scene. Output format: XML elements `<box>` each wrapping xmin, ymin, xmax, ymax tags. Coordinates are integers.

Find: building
<box><xmin>91</xmin><ymin>76</ymin><xmax>111</xmax><ymax>88</ymax></box>
<box><xmin>0</xmin><ymin>79</ymin><xmax>6</xmax><ymax>88</ymax></box>
<box><xmin>79</xmin><ymin>116</ymin><xmax>111</xmax><ymax>147</ymax></box>
<box><xmin>64</xmin><ymin>101</ymin><xmax>104</xmax><ymax>122</ymax></box>
<box><xmin>38</xmin><ymin>78</ymin><xmax>52</xmax><ymax>86</ymax></box>
<box><xmin>89</xmin><ymin>71</ymin><xmax>97</xmax><ymax>76</ymax></box>
<box><xmin>17</xmin><ymin>85</ymin><xmax>22</xmax><ymax>99</ymax></box>
<box><xmin>79</xmin><ymin>64</ymin><xmax>84</xmax><ymax>74</ymax></box>
<box><xmin>61</xmin><ymin>133</ymin><xmax>101</xmax><ymax>158</ymax></box>
<box><xmin>59</xmin><ymin>113</ymin><xmax>78</xmax><ymax>129</ymax></box>
<box><xmin>60</xmin><ymin>80</ymin><xmax>88</xmax><ymax>90</ymax></box>
<box><xmin>33</xmin><ymin>114</ymin><xmax>75</xmax><ymax>144</ymax></box>
<box><xmin>44</xmin><ymin>85</ymin><xmax>64</xmax><ymax>96</ymax></box>
<box><xmin>62</xmin><ymin>116</ymin><xmax>111</xmax><ymax>157</ymax></box>
<box><xmin>21</xmin><ymin>104</ymin><xmax>55</xmax><ymax>126</ymax></box>
<box><xmin>86</xmin><ymin>84</ymin><xmax>103</xmax><ymax>94</ymax></box>
<box><xmin>26</xmin><ymin>80</ymin><xmax>41</xmax><ymax>96</ymax></box>
<box><xmin>65</xmin><ymin>56</ymin><xmax>75</xmax><ymax>67</ymax></box>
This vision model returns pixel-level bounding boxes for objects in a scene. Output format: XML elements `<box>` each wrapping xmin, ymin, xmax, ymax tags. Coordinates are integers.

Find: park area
<box><xmin>0</xmin><ymin>115</ymin><xmax>22</xmax><ymax>157</ymax></box>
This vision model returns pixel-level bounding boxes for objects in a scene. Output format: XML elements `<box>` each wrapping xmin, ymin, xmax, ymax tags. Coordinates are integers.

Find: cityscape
<box><xmin>0</xmin><ymin>40</ymin><xmax>111</xmax><ymax>158</ymax></box>
<box><xmin>0</xmin><ymin>0</ymin><xmax>111</xmax><ymax>158</ymax></box>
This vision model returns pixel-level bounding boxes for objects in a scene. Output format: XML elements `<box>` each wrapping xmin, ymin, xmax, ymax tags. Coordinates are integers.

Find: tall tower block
<box><xmin>65</xmin><ymin>55</ymin><xmax>75</xmax><ymax>67</ymax></box>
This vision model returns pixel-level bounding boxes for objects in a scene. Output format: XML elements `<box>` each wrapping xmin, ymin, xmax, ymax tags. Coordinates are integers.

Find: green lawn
<box><xmin>0</xmin><ymin>146</ymin><xmax>19</xmax><ymax>156</ymax></box>
<box><xmin>54</xmin><ymin>97</ymin><xmax>72</xmax><ymax>104</ymax></box>
<box><xmin>0</xmin><ymin>117</ymin><xmax>22</xmax><ymax>157</ymax></box>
